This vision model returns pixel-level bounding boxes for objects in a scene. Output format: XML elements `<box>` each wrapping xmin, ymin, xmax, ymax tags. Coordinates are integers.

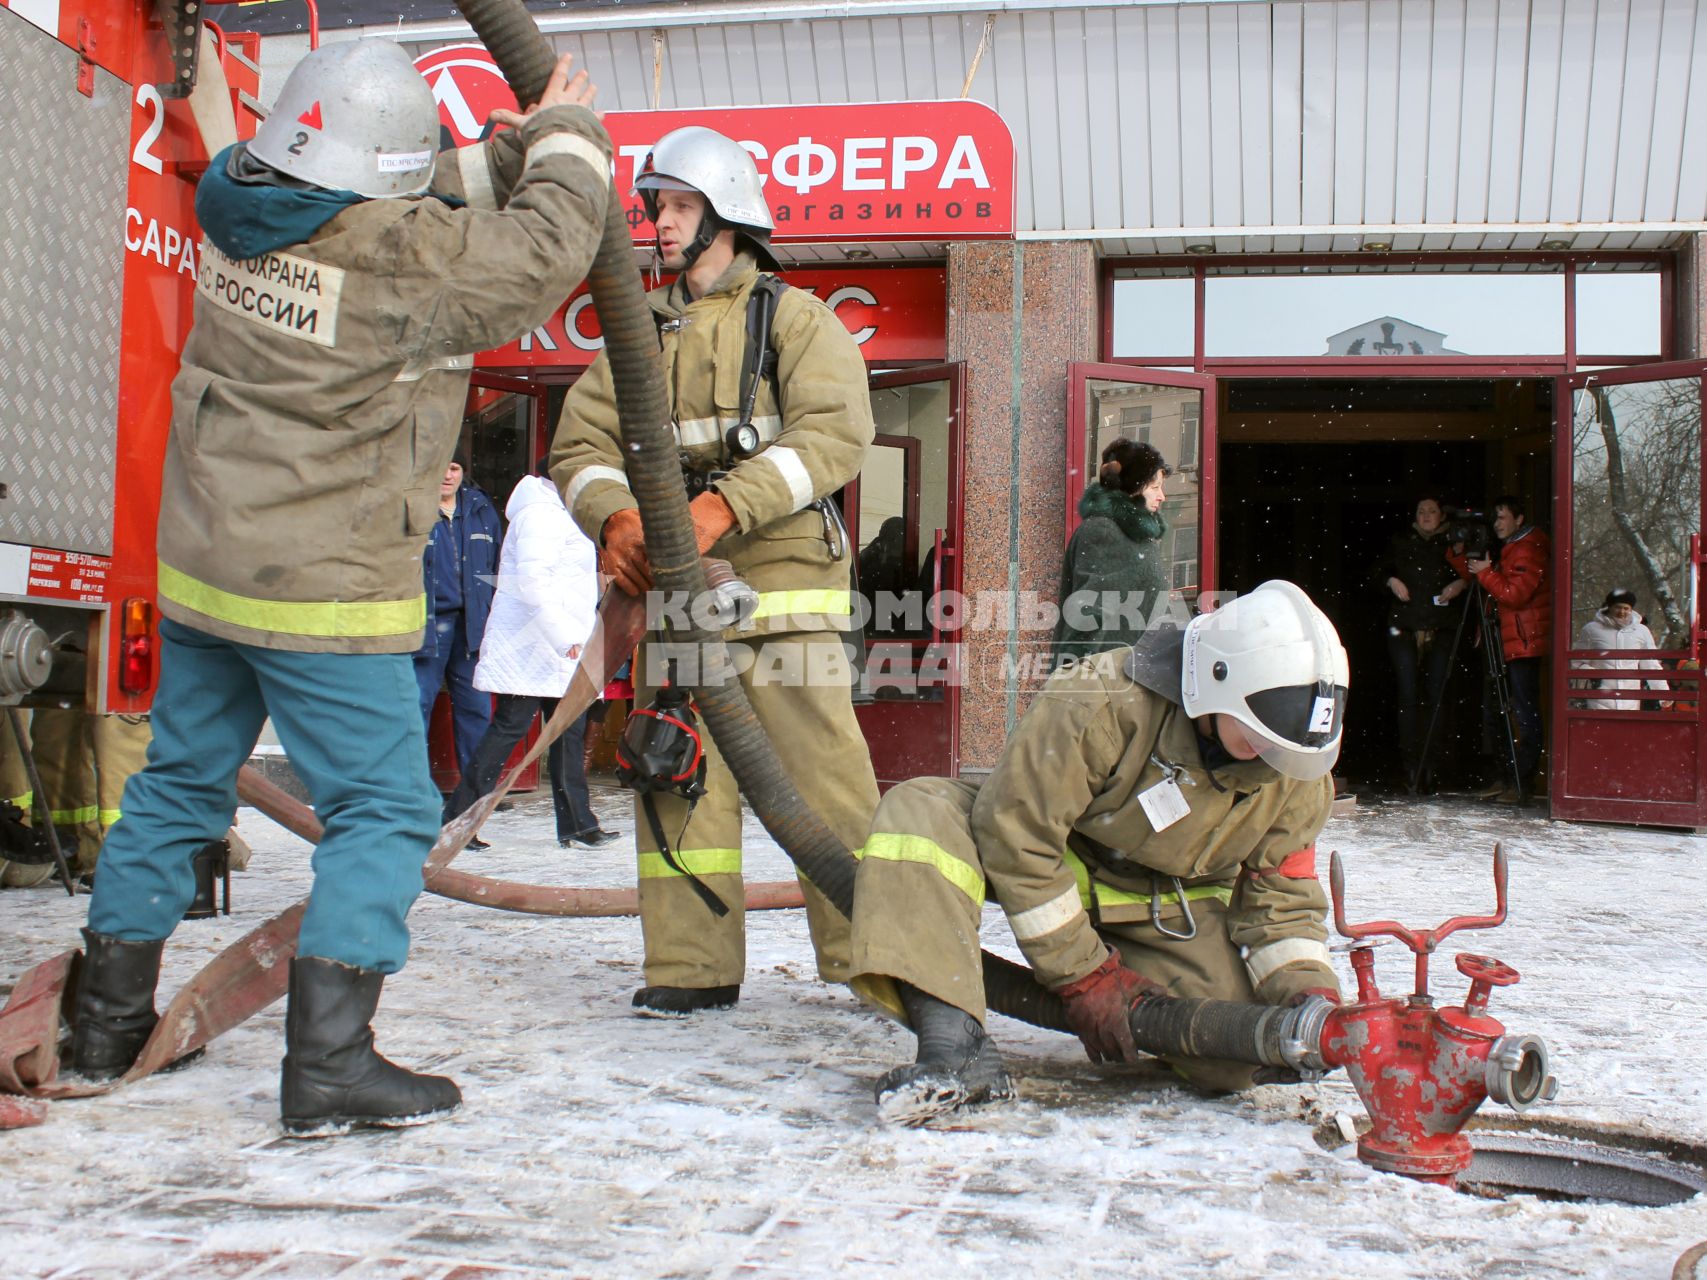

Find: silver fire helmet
<box><xmin>249</xmin><ymin>40</ymin><xmax>439</xmax><ymax>199</ymax></box>
<box><xmin>635</xmin><ymin>126</ymin><xmax>774</xmax><ymax>234</ymax></box>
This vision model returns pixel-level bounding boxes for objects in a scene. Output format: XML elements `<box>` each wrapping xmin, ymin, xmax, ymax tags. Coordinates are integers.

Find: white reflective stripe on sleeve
<box><xmin>526</xmin><ymin>131</ymin><xmax>608</xmax><ymax>174</ymax></box>
<box><xmin>676</xmin><ymin>417</ymin><xmax>722</xmax><ymax>448</ymax></box>
<box><xmin>457</xmin><ymin>146</ymin><xmax>497</xmax><ymax>210</ymax></box>
<box><xmin>757</xmin><ymin>444</ymin><xmax>815</xmax><ymax>512</ymax></box>
<box><xmin>675</xmin><ymin>414</ymin><xmax>784</xmax><ymax>451</ymax></box>
<box><xmin>1006</xmin><ymin>887</ymin><xmax>1086</xmax><ymax>942</ymax></box>
<box><xmin>565</xmin><ymin>465</ymin><xmax>631</xmax><ymax>514</ymax></box>
<box><xmin>1244</xmin><ymin>937</ymin><xmax>1333</xmax><ymax>987</ymax></box>
<box><xmin>392</xmin><ymin>351</ymin><xmax>474</xmax><ymax>383</ymax></box>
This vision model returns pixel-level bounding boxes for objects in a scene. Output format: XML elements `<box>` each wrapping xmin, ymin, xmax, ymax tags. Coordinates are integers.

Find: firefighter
<box><xmin>849</xmin><ymin>581</ymin><xmax>1349</xmax><ymax>1123</ymax></box>
<box><xmin>0</xmin><ymin>720</ymin><xmax>55</xmax><ymax>889</ymax></box>
<box><xmin>550</xmin><ymin>126</ymin><xmax>880</xmax><ymax>1016</ymax></box>
<box><xmin>69</xmin><ymin>41</ymin><xmax>612</xmax><ymax>1136</ymax></box>
<box><xmin>26</xmin><ymin>709</ymin><xmax>152</xmax><ymax>876</ymax></box>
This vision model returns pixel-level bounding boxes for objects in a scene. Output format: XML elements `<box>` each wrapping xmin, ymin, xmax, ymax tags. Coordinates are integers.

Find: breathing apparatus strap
<box><xmin>637</xmin><ymin>766</ymin><xmax>729</xmax><ymax>919</ymax></box>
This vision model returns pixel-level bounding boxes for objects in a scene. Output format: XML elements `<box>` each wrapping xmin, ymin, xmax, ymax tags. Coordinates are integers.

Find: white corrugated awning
<box><xmin>311</xmin><ymin>0</ymin><xmax>1707</xmax><ymax>256</ymax></box>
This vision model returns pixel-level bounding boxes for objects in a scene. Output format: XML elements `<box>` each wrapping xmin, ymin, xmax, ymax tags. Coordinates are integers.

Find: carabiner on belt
<box><xmin>1150</xmin><ymin>873</ymin><xmax>1198</xmax><ymax>941</ymax></box>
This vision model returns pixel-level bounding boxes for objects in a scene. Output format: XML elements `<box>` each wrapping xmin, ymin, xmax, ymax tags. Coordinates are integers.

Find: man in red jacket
<box><xmin>1449</xmin><ymin>494</ymin><xmax>1552</xmax><ymax>802</ymax></box>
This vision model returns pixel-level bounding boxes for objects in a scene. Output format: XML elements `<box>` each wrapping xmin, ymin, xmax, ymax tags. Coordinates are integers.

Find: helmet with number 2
<box><xmin>1180</xmin><ymin>581</ymin><xmax>1350</xmax><ymax>780</ymax></box>
<box><xmin>249</xmin><ymin>40</ymin><xmax>439</xmax><ymax>199</ymax></box>
<box><xmin>635</xmin><ymin>126</ymin><xmax>779</xmax><ymax>269</ymax></box>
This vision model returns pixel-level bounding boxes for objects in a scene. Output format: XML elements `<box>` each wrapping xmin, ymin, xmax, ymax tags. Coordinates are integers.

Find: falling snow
<box><xmin>3</xmin><ymin>784</ymin><xmax>1705</xmax><ymax>1278</ymax></box>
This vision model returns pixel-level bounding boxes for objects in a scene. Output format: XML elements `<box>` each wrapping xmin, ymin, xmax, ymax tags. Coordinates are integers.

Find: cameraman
<box><xmin>1448</xmin><ymin>495</ymin><xmax>1552</xmax><ymax>802</ymax></box>
<box><xmin>1373</xmin><ymin>494</ymin><xmax>1466</xmax><ymax>792</ymax></box>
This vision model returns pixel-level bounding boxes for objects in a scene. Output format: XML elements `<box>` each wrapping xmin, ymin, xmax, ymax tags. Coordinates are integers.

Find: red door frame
<box><xmin>1067</xmin><ymin>363</ymin><xmax>1219</xmax><ymax>599</ymax></box>
<box><xmin>1551</xmin><ymin>360</ymin><xmax>1707</xmax><ymax>828</ymax></box>
<box><xmin>854</xmin><ymin>362</ymin><xmax>966</xmax><ymax>786</ymax></box>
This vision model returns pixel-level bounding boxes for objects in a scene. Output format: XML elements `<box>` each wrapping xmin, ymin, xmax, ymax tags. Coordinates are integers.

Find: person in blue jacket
<box><xmin>415</xmin><ymin>448</ymin><xmax>502</xmax><ymax>774</ymax></box>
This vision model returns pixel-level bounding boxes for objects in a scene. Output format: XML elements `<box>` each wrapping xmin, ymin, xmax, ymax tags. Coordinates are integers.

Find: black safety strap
<box><xmin>638</xmin><ymin>760</ymin><xmax>728</xmax><ymax>918</ymax></box>
<box><xmin>737</xmin><ymin>273</ymin><xmax>790</xmax><ymax>431</ymax></box>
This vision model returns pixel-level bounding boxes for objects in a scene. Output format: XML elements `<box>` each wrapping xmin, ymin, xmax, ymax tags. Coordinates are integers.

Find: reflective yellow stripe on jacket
<box><xmin>1061</xmin><ymin>848</ymin><xmax>1233</xmax><ymax>911</ymax></box>
<box><xmin>158</xmin><ymin>562</ymin><xmax>427</xmax><ymax>639</ymax></box>
<box><xmin>751</xmin><ymin>589</ymin><xmax>852</xmax><ymax>621</ymax></box>
<box><xmin>50</xmin><ymin>805</ymin><xmax>99</xmax><ymax>826</ymax></box>
<box><xmin>859</xmin><ymin>832</ymin><xmax>985</xmax><ymax>906</ymax></box>
<box><xmin>638</xmin><ymin>848</ymin><xmax>743</xmax><ymax>880</ymax></box>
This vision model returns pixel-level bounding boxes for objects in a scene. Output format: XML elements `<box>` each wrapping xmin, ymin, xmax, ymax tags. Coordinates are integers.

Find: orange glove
<box><xmin>689</xmin><ymin>491</ymin><xmax>739</xmax><ymax>555</ymax></box>
<box><xmin>601</xmin><ymin>508</ymin><xmax>651</xmax><ymax>597</ymax></box>
<box><xmin>1051</xmin><ymin>948</ymin><xmax>1164</xmax><ymax>1065</ymax></box>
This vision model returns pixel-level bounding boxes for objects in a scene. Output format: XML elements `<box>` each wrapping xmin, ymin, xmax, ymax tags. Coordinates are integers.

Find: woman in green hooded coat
<box><xmin>1053</xmin><ymin>438</ymin><xmax>1171</xmax><ymax>664</ymax></box>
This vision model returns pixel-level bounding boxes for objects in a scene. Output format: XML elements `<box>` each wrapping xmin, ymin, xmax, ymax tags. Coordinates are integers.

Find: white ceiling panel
<box><xmin>369</xmin><ymin>0</ymin><xmax>1707</xmax><ymax>256</ymax></box>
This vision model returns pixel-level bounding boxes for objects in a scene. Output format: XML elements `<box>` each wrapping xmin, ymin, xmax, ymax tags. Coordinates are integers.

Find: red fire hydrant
<box><xmin>1319</xmin><ymin>845</ymin><xmax>1557</xmax><ymax>1185</ymax></box>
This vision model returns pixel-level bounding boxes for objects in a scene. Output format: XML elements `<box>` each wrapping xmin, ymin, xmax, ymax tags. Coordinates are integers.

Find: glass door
<box><xmin>1553</xmin><ymin>362</ymin><xmax>1707</xmax><ymax>826</ymax></box>
<box><xmin>847</xmin><ymin>364</ymin><xmax>964</xmax><ymax>785</ymax></box>
<box><xmin>1066</xmin><ymin>364</ymin><xmax>1217</xmax><ymax>613</ymax></box>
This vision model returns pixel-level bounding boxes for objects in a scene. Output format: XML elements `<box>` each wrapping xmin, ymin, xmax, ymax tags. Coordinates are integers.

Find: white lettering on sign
<box><xmin>563</xmin><ymin>294</ymin><xmax>602</xmax><ymax>351</ymax></box>
<box><xmin>939</xmin><ymin>135</ymin><xmax>992</xmax><ymax>189</ymax></box>
<box><xmin>518</xmin><ymin>324</ymin><xmax>558</xmax><ymax>353</ymax></box>
<box><xmin>197</xmin><ymin>244</ymin><xmax>344</xmax><ymax>346</ymax></box>
<box><xmin>771</xmin><ymin>137</ymin><xmax>836</xmax><ymax>194</ymax></box>
<box><xmin>622</xmin><ymin>133</ymin><xmax>994</xmax><ymax>198</ymax></box>
<box><xmin>428</xmin><ymin>69</ymin><xmax>486</xmax><ymax>145</ymax></box>
<box><xmin>823</xmin><ymin>286</ymin><xmax>878</xmax><ymax>345</ymax></box>
<box><xmin>125</xmin><ymin>209</ymin><xmax>200</xmax><ymax>278</ymax></box>
<box><xmin>841</xmin><ymin>138</ymin><xmax>886</xmax><ymax>191</ymax></box>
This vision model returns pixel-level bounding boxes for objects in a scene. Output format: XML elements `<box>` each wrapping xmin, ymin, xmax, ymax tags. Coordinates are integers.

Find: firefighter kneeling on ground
<box><xmin>551</xmin><ymin>125</ymin><xmax>880</xmax><ymax>1016</ymax></box>
<box><xmin>848</xmin><ymin>580</ymin><xmax>1349</xmax><ymax>1123</ymax></box>
<box><xmin>69</xmin><ymin>42</ymin><xmax>612</xmax><ymax>1135</ymax></box>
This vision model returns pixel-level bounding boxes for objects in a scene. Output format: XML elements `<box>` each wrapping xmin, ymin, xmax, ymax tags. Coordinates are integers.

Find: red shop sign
<box><xmin>412</xmin><ymin>48</ymin><xmax>1014</xmax><ymax>241</ymax></box>
<box><xmin>477</xmin><ymin>266</ymin><xmax>946</xmax><ymax>369</ymax></box>
<box><xmin>414</xmin><ymin>45</ymin><xmax>517</xmax><ymax>147</ymax></box>
<box><xmin>606</xmin><ymin>104</ymin><xmax>1014</xmax><ymax>242</ymax></box>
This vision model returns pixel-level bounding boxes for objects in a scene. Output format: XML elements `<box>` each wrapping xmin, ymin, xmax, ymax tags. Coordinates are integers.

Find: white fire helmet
<box><xmin>249</xmin><ymin>40</ymin><xmax>439</xmax><ymax>199</ymax></box>
<box><xmin>1179</xmin><ymin>581</ymin><xmax>1349</xmax><ymax>780</ymax></box>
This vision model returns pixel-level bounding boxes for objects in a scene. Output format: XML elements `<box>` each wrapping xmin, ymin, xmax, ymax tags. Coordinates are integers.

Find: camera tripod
<box><xmin>1411</xmin><ymin>580</ymin><xmax>1525</xmax><ymax>800</ymax></box>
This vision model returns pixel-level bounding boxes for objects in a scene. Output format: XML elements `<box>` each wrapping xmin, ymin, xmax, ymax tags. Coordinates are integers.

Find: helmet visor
<box><xmin>1240</xmin><ymin>683</ymin><xmax>1347</xmax><ymax>780</ymax></box>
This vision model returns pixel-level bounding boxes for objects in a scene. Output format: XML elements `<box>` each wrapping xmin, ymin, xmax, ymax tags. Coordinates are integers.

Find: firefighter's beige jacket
<box><xmin>550</xmin><ymin>255</ymin><xmax>875</xmax><ymax>635</ymax></box>
<box><xmin>155</xmin><ymin>105</ymin><xmax>611</xmax><ymax>654</ymax></box>
<box><xmin>972</xmin><ymin>653</ymin><xmax>1337</xmax><ymax>1003</ymax></box>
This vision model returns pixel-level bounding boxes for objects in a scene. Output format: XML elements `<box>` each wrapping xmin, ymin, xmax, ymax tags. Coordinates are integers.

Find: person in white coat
<box><xmin>444</xmin><ymin>464</ymin><xmax>618</xmax><ymax>848</ymax></box>
<box><xmin>1574</xmin><ymin>587</ymin><xmax>1667</xmax><ymax>711</ymax></box>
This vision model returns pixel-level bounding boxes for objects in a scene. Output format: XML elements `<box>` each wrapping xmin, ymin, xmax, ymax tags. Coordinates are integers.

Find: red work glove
<box><xmin>1051</xmin><ymin>948</ymin><xmax>1165</xmax><ymax>1065</ymax></box>
<box><xmin>689</xmin><ymin>491</ymin><xmax>739</xmax><ymax>555</ymax></box>
<box><xmin>601</xmin><ymin>508</ymin><xmax>651</xmax><ymax>597</ymax></box>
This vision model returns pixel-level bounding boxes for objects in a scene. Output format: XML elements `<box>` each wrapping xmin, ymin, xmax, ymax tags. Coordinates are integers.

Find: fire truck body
<box><xmin>0</xmin><ymin>0</ymin><xmax>259</xmax><ymax>714</ymax></box>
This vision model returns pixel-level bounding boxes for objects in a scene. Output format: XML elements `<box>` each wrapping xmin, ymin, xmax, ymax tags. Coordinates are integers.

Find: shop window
<box><xmin>1203</xmin><ymin>272</ymin><xmax>1566</xmax><ymax>358</ymax></box>
<box><xmin>1570</xmin><ymin>377</ymin><xmax>1700</xmax><ymax>651</ymax></box>
<box><xmin>1109</xmin><ymin>276</ymin><xmax>1196</xmax><ymax>360</ymax></box>
<box><xmin>1576</xmin><ymin>272</ymin><xmax>1662</xmax><ymax>357</ymax></box>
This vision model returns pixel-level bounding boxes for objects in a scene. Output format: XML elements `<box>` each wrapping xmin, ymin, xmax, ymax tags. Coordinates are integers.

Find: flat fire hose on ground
<box><xmin>0</xmin><ymin>586</ymin><xmax>800</xmax><ymax>1122</ymax></box>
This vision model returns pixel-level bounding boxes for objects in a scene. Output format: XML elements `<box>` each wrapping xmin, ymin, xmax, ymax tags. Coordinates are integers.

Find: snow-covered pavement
<box><xmin>3</xmin><ymin>783</ymin><xmax>1705</xmax><ymax>1279</ymax></box>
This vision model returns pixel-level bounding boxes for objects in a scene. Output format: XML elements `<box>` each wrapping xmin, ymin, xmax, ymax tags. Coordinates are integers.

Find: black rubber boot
<box><xmin>875</xmin><ymin>982</ymin><xmax>1013</xmax><ymax>1126</ymax></box>
<box><xmin>69</xmin><ymin>928</ymin><xmax>165</xmax><ymax>1080</ymax></box>
<box><xmin>631</xmin><ymin>985</ymin><xmax>740</xmax><ymax>1017</ymax></box>
<box><xmin>279</xmin><ymin>957</ymin><xmax>461</xmax><ymax>1138</ymax></box>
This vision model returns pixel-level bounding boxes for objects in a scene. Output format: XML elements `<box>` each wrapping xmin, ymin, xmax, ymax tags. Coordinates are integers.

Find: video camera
<box><xmin>1444</xmin><ymin>506</ymin><xmax>1496</xmax><ymax>559</ymax></box>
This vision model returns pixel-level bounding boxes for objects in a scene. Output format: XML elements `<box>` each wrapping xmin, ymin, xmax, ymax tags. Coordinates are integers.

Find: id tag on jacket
<box><xmin>1137</xmin><ymin>776</ymin><xmax>1190</xmax><ymax>833</ymax></box>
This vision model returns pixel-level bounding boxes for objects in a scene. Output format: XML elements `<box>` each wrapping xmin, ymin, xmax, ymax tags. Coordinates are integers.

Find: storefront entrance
<box><xmin>1069</xmin><ymin>360</ymin><xmax>1707</xmax><ymax>825</ymax></box>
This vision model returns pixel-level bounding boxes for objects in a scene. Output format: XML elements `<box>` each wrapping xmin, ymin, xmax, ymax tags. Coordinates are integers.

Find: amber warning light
<box><xmin>119</xmin><ymin>597</ymin><xmax>154</xmax><ymax>694</ymax></box>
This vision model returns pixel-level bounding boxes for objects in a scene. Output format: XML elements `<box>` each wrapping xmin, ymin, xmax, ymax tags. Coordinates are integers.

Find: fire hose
<box><xmin>448</xmin><ymin>0</ymin><xmax>1545</xmax><ymax>1103</ymax></box>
